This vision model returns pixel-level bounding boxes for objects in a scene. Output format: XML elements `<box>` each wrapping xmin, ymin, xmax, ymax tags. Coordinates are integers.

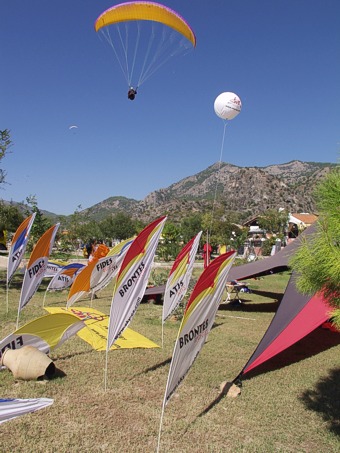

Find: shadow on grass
<box><xmin>38</xmin><ymin>367</ymin><xmax>67</xmax><ymax>380</ymax></box>
<box><xmin>52</xmin><ymin>367</ymin><xmax>67</xmax><ymax>379</ymax></box>
<box><xmin>243</xmin><ymin>327</ymin><xmax>340</xmax><ymax>381</ymax></box>
<box><xmin>250</xmin><ymin>289</ymin><xmax>284</xmax><ymax>302</ymax></box>
<box><xmin>218</xmin><ymin>288</ymin><xmax>284</xmax><ymax>313</ymax></box>
<box><xmin>52</xmin><ymin>349</ymin><xmax>94</xmax><ymax>361</ymax></box>
<box><xmin>299</xmin><ymin>367</ymin><xmax>340</xmax><ymax>436</ymax></box>
<box><xmin>219</xmin><ymin>300</ymin><xmax>279</xmax><ymax>313</ymax></box>
<box><xmin>197</xmin><ymin>328</ymin><xmax>340</xmax><ymax>419</ymax></box>
<box><xmin>2</xmin><ymin>275</ymin><xmax>24</xmax><ymax>290</ymax></box>
<box><xmin>211</xmin><ymin>321</ymin><xmax>225</xmax><ymax>330</ymax></box>
<box><xmin>197</xmin><ymin>382</ymin><xmax>234</xmax><ymax>418</ymax></box>
<box><xmin>132</xmin><ymin>357</ymin><xmax>172</xmax><ymax>379</ymax></box>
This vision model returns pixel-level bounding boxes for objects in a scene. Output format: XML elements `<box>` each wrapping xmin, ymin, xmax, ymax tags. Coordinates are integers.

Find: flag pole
<box><xmin>43</xmin><ymin>289</ymin><xmax>47</xmax><ymax>307</ymax></box>
<box><xmin>104</xmin><ymin>345</ymin><xmax>109</xmax><ymax>392</ymax></box>
<box><xmin>16</xmin><ymin>299</ymin><xmax>21</xmax><ymax>330</ymax></box>
<box><xmin>104</xmin><ymin>277</ymin><xmax>118</xmax><ymax>391</ymax></box>
<box><xmin>156</xmin><ymin>399</ymin><xmax>166</xmax><ymax>453</ymax></box>
<box><xmin>6</xmin><ymin>281</ymin><xmax>9</xmax><ymax>314</ymax></box>
<box><xmin>161</xmin><ymin>319</ymin><xmax>164</xmax><ymax>349</ymax></box>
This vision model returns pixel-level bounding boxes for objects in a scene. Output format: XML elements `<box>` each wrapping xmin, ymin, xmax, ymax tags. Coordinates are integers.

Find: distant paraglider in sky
<box><xmin>68</xmin><ymin>125</ymin><xmax>78</xmax><ymax>135</ymax></box>
<box><xmin>214</xmin><ymin>92</ymin><xmax>242</xmax><ymax>121</ymax></box>
<box><xmin>95</xmin><ymin>1</ymin><xmax>196</xmax><ymax>100</ymax></box>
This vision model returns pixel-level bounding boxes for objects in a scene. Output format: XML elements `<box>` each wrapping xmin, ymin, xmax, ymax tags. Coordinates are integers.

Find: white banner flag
<box><xmin>0</xmin><ymin>398</ymin><xmax>54</xmax><ymax>424</ymax></box>
<box><xmin>91</xmin><ymin>241</ymin><xmax>132</xmax><ymax>294</ymax></box>
<box><xmin>7</xmin><ymin>213</ymin><xmax>36</xmax><ymax>284</ymax></box>
<box><xmin>18</xmin><ymin>224</ymin><xmax>60</xmax><ymax>313</ymax></box>
<box><xmin>163</xmin><ymin>251</ymin><xmax>236</xmax><ymax>404</ymax></box>
<box><xmin>107</xmin><ymin>216</ymin><xmax>167</xmax><ymax>350</ymax></box>
<box><xmin>163</xmin><ymin>231</ymin><xmax>202</xmax><ymax>321</ymax></box>
<box><xmin>47</xmin><ymin>263</ymin><xmax>85</xmax><ymax>292</ymax></box>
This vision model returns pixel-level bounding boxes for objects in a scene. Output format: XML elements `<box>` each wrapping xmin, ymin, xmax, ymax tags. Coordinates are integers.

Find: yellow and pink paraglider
<box><xmin>95</xmin><ymin>1</ymin><xmax>196</xmax><ymax>100</ymax></box>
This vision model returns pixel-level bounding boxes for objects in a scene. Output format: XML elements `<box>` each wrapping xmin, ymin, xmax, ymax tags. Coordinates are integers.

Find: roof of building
<box><xmin>290</xmin><ymin>213</ymin><xmax>318</xmax><ymax>225</ymax></box>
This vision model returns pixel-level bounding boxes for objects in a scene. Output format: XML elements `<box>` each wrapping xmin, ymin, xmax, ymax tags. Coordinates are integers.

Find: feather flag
<box><xmin>0</xmin><ymin>398</ymin><xmax>54</xmax><ymax>425</ymax></box>
<box><xmin>66</xmin><ymin>240</ymin><xmax>132</xmax><ymax>307</ymax></box>
<box><xmin>106</xmin><ymin>238</ymin><xmax>134</xmax><ymax>257</ymax></box>
<box><xmin>91</xmin><ymin>238</ymin><xmax>133</xmax><ymax>295</ymax></box>
<box><xmin>47</xmin><ymin>263</ymin><xmax>85</xmax><ymax>292</ymax></box>
<box><xmin>44</xmin><ymin>260</ymin><xmax>69</xmax><ymax>278</ymax></box>
<box><xmin>67</xmin><ymin>259</ymin><xmax>97</xmax><ymax>307</ymax></box>
<box><xmin>157</xmin><ymin>251</ymin><xmax>236</xmax><ymax>450</ymax></box>
<box><xmin>17</xmin><ymin>224</ymin><xmax>60</xmax><ymax>315</ymax></box>
<box><xmin>107</xmin><ymin>216</ymin><xmax>167</xmax><ymax>350</ymax></box>
<box><xmin>162</xmin><ymin>251</ymin><xmax>236</xmax><ymax>405</ymax></box>
<box><xmin>44</xmin><ymin>306</ymin><xmax>159</xmax><ymax>351</ymax></box>
<box><xmin>7</xmin><ymin>213</ymin><xmax>36</xmax><ymax>284</ymax></box>
<box><xmin>162</xmin><ymin>231</ymin><xmax>202</xmax><ymax>322</ymax></box>
<box><xmin>0</xmin><ymin>313</ymin><xmax>85</xmax><ymax>360</ymax></box>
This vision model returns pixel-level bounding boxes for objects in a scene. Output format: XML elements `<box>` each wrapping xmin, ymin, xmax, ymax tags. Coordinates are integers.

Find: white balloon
<box><xmin>214</xmin><ymin>92</ymin><xmax>242</xmax><ymax>120</ymax></box>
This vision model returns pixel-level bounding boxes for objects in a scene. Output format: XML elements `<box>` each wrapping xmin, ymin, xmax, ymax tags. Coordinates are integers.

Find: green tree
<box><xmin>63</xmin><ymin>205</ymin><xmax>86</xmax><ymax>249</ymax></box>
<box><xmin>0</xmin><ymin>129</ymin><xmax>12</xmax><ymax>185</ymax></box>
<box><xmin>201</xmin><ymin>211</ymin><xmax>225</xmax><ymax>252</ymax></box>
<box><xmin>25</xmin><ymin>196</ymin><xmax>52</xmax><ymax>251</ymax></box>
<box><xmin>290</xmin><ymin>167</ymin><xmax>340</xmax><ymax>328</ymax></box>
<box><xmin>158</xmin><ymin>221</ymin><xmax>181</xmax><ymax>261</ymax></box>
<box><xmin>180</xmin><ymin>213</ymin><xmax>203</xmax><ymax>243</ymax></box>
<box><xmin>99</xmin><ymin>212</ymin><xmax>136</xmax><ymax>242</ymax></box>
<box><xmin>0</xmin><ymin>201</ymin><xmax>24</xmax><ymax>233</ymax></box>
<box><xmin>257</xmin><ymin>208</ymin><xmax>289</xmax><ymax>237</ymax></box>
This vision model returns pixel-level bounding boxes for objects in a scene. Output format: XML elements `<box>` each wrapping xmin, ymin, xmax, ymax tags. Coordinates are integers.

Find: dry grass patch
<box><xmin>0</xmin><ymin>269</ymin><xmax>339</xmax><ymax>452</ymax></box>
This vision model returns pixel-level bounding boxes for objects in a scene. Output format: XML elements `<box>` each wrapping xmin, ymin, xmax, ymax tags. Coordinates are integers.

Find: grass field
<box><xmin>0</xmin><ymin>267</ymin><xmax>339</xmax><ymax>452</ymax></box>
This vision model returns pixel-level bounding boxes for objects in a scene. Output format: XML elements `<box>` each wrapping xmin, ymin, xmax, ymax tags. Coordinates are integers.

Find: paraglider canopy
<box><xmin>95</xmin><ymin>1</ymin><xmax>196</xmax><ymax>97</ymax></box>
<box><xmin>214</xmin><ymin>92</ymin><xmax>242</xmax><ymax>120</ymax></box>
<box><xmin>95</xmin><ymin>2</ymin><xmax>196</xmax><ymax>47</ymax></box>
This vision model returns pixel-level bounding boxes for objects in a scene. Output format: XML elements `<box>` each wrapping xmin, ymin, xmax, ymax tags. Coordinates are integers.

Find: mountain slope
<box><xmin>80</xmin><ymin>160</ymin><xmax>336</xmax><ymax>222</ymax></box>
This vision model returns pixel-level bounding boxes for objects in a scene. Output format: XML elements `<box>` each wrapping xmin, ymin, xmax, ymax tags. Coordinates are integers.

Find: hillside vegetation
<box><xmin>80</xmin><ymin>160</ymin><xmax>334</xmax><ymax>223</ymax></box>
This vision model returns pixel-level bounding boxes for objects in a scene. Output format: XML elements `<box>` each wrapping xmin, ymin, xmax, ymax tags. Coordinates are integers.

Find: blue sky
<box><xmin>1</xmin><ymin>0</ymin><xmax>339</xmax><ymax>215</ymax></box>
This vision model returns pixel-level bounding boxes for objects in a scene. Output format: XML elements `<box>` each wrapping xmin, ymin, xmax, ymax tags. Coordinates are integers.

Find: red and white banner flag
<box><xmin>107</xmin><ymin>216</ymin><xmax>167</xmax><ymax>350</ymax></box>
<box><xmin>162</xmin><ymin>231</ymin><xmax>202</xmax><ymax>322</ymax></box>
<box><xmin>18</xmin><ymin>224</ymin><xmax>60</xmax><ymax>313</ymax></box>
<box><xmin>163</xmin><ymin>251</ymin><xmax>236</xmax><ymax>405</ymax></box>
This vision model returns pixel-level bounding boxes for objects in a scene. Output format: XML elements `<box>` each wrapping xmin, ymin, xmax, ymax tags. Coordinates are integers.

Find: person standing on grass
<box><xmin>86</xmin><ymin>239</ymin><xmax>96</xmax><ymax>262</ymax></box>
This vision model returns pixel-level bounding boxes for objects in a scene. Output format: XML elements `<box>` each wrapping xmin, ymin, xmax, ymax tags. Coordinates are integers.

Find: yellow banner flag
<box><xmin>44</xmin><ymin>307</ymin><xmax>159</xmax><ymax>351</ymax></box>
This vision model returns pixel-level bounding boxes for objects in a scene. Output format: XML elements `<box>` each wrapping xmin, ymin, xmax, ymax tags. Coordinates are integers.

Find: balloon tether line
<box><xmin>209</xmin><ymin>120</ymin><xmax>228</xmax><ymax>236</ymax></box>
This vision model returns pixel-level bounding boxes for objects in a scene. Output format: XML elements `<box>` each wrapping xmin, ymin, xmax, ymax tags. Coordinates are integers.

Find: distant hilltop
<box><xmin>2</xmin><ymin>160</ymin><xmax>336</xmax><ymax>224</ymax></box>
<box><xmin>79</xmin><ymin>160</ymin><xmax>335</xmax><ymax>223</ymax></box>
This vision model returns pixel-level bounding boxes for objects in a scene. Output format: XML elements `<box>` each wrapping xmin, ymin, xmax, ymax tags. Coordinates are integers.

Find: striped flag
<box><xmin>18</xmin><ymin>224</ymin><xmax>60</xmax><ymax>313</ymax></box>
<box><xmin>7</xmin><ymin>213</ymin><xmax>36</xmax><ymax>284</ymax></box>
<box><xmin>163</xmin><ymin>251</ymin><xmax>236</xmax><ymax>404</ymax></box>
<box><xmin>107</xmin><ymin>216</ymin><xmax>167</xmax><ymax>350</ymax></box>
<box><xmin>162</xmin><ymin>231</ymin><xmax>202</xmax><ymax>322</ymax></box>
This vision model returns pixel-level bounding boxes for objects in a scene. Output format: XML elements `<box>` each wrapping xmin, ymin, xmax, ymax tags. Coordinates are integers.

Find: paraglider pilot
<box><xmin>128</xmin><ymin>87</ymin><xmax>137</xmax><ymax>100</ymax></box>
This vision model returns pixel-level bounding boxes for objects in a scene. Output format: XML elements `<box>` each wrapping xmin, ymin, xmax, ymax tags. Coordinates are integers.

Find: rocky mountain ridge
<box><xmin>81</xmin><ymin>160</ymin><xmax>335</xmax><ymax>223</ymax></box>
